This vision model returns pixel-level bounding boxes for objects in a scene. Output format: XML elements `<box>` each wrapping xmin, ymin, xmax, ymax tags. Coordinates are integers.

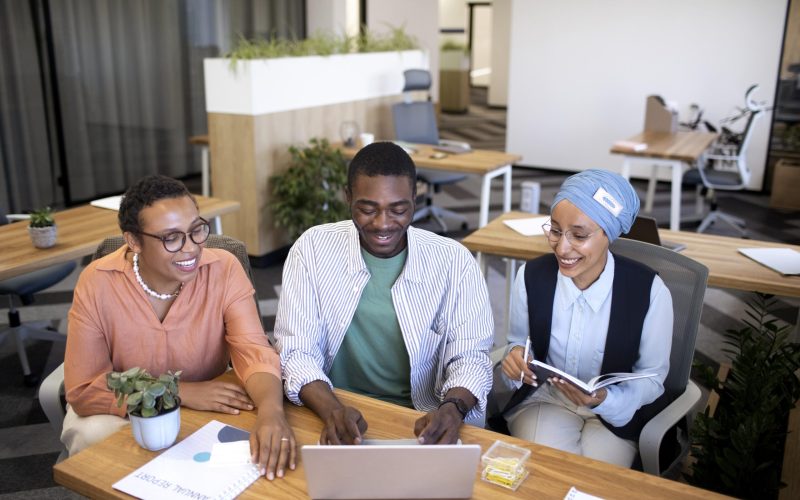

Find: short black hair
<box><xmin>118</xmin><ymin>175</ymin><xmax>195</xmax><ymax>235</ymax></box>
<box><xmin>347</xmin><ymin>141</ymin><xmax>416</xmax><ymax>195</ymax></box>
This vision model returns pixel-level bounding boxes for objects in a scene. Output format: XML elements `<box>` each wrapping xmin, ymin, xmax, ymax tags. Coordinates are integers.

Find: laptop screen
<box><xmin>622</xmin><ymin>215</ymin><xmax>662</xmax><ymax>246</ymax></box>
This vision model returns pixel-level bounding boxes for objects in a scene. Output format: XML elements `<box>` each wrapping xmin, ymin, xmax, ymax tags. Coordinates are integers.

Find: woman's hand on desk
<box><xmin>179</xmin><ymin>380</ymin><xmax>254</xmax><ymax>414</ymax></box>
<box><xmin>252</xmin><ymin>408</ymin><xmax>296</xmax><ymax>480</ymax></box>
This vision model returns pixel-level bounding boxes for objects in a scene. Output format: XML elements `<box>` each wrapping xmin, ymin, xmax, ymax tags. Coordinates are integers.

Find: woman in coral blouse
<box><xmin>63</xmin><ymin>175</ymin><xmax>294</xmax><ymax>481</ymax></box>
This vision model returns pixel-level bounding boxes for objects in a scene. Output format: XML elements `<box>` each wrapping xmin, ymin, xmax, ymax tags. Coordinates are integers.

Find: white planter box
<box><xmin>204</xmin><ymin>50</ymin><xmax>429</xmax><ymax>116</ymax></box>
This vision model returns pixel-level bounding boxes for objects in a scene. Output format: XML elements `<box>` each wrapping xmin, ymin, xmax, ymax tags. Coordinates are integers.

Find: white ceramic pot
<box><xmin>28</xmin><ymin>225</ymin><xmax>57</xmax><ymax>249</ymax></box>
<box><xmin>129</xmin><ymin>407</ymin><xmax>181</xmax><ymax>451</ymax></box>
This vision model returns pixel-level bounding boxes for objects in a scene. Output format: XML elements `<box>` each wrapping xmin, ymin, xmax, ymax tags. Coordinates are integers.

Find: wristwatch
<box><xmin>438</xmin><ymin>397</ymin><xmax>469</xmax><ymax>420</ymax></box>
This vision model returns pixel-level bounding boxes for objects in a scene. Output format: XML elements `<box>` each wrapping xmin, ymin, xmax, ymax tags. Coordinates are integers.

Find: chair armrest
<box><xmin>639</xmin><ymin>380</ymin><xmax>702</xmax><ymax>475</ymax></box>
<box><xmin>39</xmin><ymin>363</ymin><xmax>66</xmax><ymax>436</ymax></box>
<box><xmin>490</xmin><ymin>345</ymin><xmax>506</xmax><ymax>366</ymax></box>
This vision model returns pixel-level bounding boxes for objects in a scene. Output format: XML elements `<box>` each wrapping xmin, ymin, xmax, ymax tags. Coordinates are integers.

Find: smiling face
<box><xmin>549</xmin><ymin>199</ymin><xmax>610</xmax><ymax>290</ymax></box>
<box><xmin>124</xmin><ymin>195</ymin><xmax>205</xmax><ymax>292</ymax></box>
<box><xmin>347</xmin><ymin>174</ymin><xmax>415</xmax><ymax>258</ymax></box>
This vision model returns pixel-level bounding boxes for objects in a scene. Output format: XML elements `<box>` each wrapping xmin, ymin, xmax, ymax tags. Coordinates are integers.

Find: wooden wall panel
<box><xmin>208</xmin><ymin>94</ymin><xmax>399</xmax><ymax>256</ymax></box>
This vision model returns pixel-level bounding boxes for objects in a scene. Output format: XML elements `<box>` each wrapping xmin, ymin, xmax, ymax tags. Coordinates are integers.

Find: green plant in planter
<box><xmin>227</xmin><ymin>25</ymin><xmax>418</xmax><ymax>68</ymax></box>
<box><xmin>107</xmin><ymin>367</ymin><xmax>182</xmax><ymax>418</ymax></box>
<box><xmin>688</xmin><ymin>293</ymin><xmax>800</xmax><ymax>498</ymax></box>
<box><xmin>270</xmin><ymin>138</ymin><xmax>349</xmax><ymax>242</ymax></box>
<box><xmin>440</xmin><ymin>40</ymin><xmax>468</xmax><ymax>53</ymax></box>
<box><xmin>29</xmin><ymin>207</ymin><xmax>55</xmax><ymax>228</ymax></box>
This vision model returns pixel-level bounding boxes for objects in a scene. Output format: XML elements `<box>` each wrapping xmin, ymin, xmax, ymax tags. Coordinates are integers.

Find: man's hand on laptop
<box><xmin>414</xmin><ymin>388</ymin><xmax>476</xmax><ymax>445</ymax></box>
<box><xmin>300</xmin><ymin>381</ymin><xmax>369</xmax><ymax>445</ymax></box>
<box><xmin>320</xmin><ymin>405</ymin><xmax>369</xmax><ymax>445</ymax></box>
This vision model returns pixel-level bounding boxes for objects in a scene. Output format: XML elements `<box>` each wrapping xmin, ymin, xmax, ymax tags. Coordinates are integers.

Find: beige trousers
<box><xmin>505</xmin><ymin>382</ymin><xmax>637</xmax><ymax>467</ymax></box>
<box><xmin>61</xmin><ymin>405</ymin><xmax>129</xmax><ymax>456</ymax></box>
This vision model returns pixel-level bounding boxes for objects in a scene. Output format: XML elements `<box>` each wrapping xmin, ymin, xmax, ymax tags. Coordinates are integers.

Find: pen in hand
<box><xmin>520</xmin><ymin>337</ymin><xmax>530</xmax><ymax>383</ymax></box>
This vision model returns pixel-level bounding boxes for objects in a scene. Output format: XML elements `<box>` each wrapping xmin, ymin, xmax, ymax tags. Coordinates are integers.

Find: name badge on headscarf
<box><xmin>593</xmin><ymin>187</ymin><xmax>623</xmax><ymax>217</ymax></box>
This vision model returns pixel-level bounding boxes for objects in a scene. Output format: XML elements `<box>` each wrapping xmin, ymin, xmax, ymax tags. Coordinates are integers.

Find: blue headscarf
<box><xmin>550</xmin><ymin>169</ymin><xmax>640</xmax><ymax>243</ymax></box>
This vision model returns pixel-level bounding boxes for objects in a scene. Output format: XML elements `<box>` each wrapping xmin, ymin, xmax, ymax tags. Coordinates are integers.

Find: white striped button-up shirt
<box><xmin>274</xmin><ymin>221</ymin><xmax>494</xmax><ymax>423</ymax></box>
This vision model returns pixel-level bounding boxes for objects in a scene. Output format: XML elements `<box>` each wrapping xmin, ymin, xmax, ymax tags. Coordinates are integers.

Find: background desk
<box><xmin>188</xmin><ymin>134</ymin><xmax>211</xmax><ymax>197</ymax></box>
<box><xmin>0</xmin><ymin>196</ymin><xmax>240</xmax><ymax>281</ymax></box>
<box><xmin>338</xmin><ymin>144</ymin><xmax>521</xmax><ymax>227</ymax></box>
<box><xmin>611</xmin><ymin>131</ymin><xmax>718</xmax><ymax>231</ymax></box>
<box><xmin>462</xmin><ymin>211</ymin><xmax>800</xmax><ymax>297</ymax></box>
<box><xmin>53</xmin><ymin>373</ymin><xmax>721</xmax><ymax>499</ymax></box>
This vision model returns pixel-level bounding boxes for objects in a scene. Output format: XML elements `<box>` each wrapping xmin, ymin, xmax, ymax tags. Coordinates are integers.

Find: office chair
<box><xmin>683</xmin><ymin>85</ymin><xmax>769</xmax><ymax>236</ymax></box>
<box><xmin>486</xmin><ymin>238</ymin><xmax>708</xmax><ymax>477</ymax></box>
<box><xmin>392</xmin><ymin>69</ymin><xmax>470</xmax><ymax>233</ymax></box>
<box><xmin>0</xmin><ymin>208</ymin><xmax>75</xmax><ymax>386</ymax></box>
<box><xmin>39</xmin><ymin>234</ymin><xmax>263</xmax><ymax>461</ymax></box>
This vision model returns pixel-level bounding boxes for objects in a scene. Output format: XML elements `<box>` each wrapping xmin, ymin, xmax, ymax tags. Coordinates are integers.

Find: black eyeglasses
<box><xmin>138</xmin><ymin>218</ymin><xmax>210</xmax><ymax>253</ymax></box>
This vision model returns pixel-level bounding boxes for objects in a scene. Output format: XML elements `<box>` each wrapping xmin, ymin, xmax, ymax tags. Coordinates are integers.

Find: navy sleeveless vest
<box><xmin>500</xmin><ymin>253</ymin><xmax>656</xmax><ymax>441</ymax></box>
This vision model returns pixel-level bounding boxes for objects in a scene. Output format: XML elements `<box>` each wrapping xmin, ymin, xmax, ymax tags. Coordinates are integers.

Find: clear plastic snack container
<box><xmin>480</xmin><ymin>440</ymin><xmax>531</xmax><ymax>491</ymax></box>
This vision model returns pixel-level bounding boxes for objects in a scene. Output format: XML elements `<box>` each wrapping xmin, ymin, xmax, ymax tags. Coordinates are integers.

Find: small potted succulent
<box><xmin>107</xmin><ymin>367</ymin><xmax>182</xmax><ymax>451</ymax></box>
<box><xmin>28</xmin><ymin>207</ymin><xmax>58</xmax><ymax>248</ymax></box>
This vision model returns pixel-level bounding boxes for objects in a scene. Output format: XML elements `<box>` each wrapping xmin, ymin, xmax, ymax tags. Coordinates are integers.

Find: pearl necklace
<box><xmin>132</xmin><ymin>253</ymin><xmax>183</xmax><ymax>300</ymax></box>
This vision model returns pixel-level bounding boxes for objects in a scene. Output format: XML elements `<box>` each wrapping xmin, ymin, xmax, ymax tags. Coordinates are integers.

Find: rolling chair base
<box><xmin>413</xmin><ymin>205</ymin><xmax>468</xmax><ymax>233</ymax></box>
<box><xmin>0</xmin><ymin>320</ymin><xmax>66</xmax><ymax>386</ymax></box>
<box><xmin>697</xmin><ymin>210</ymin><xmax>747</xmax><ymax>237</ymax></box>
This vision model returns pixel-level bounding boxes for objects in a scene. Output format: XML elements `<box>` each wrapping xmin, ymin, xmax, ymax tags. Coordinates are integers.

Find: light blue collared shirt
<box><xmin>505</xmin><ymin>252</ymin><xmax>672</xmax><ymax>427</ymax></box>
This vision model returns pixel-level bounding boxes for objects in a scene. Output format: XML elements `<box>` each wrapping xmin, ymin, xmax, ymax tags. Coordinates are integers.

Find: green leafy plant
<box><xmin>107</xmin><ymin>367</ymin><xmax>182</xmax><ymax>418</ymax></box>
<box><xmin>29</xmin><ymin>207</ymin><xmax>55</xmax><ymax>228</ymax></box>
<box><xmin>227</xmin><ymin>25</ymin><xmax>418</xmax><ymax>69</ymax></box>
<box><xmin>270</xmin><ymin>138</ymin><xmax>349</xmax><ymax>242</ymax></box>
<box><xmin>441</xmin><ymin>40</ymin><xmax>468</xmax><ymax>53</ymax></box>
<box><xmin>688</xmin><ymin>293</ymin><xmax>800</xmax><ymax>498</ymax></box>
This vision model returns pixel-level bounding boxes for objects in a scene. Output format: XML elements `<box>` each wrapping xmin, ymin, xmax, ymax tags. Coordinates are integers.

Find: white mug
<box><xmin>359</xmin><ymin>132</ymin><xmax>374</xmax><ymax>148</ymax></box>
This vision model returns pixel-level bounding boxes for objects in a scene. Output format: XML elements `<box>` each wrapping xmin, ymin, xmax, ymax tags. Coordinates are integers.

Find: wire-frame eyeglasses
<box><xmin>541</xmin><ymin>220</ymin><xmax>603</xmax><ymax>247</ymax></box>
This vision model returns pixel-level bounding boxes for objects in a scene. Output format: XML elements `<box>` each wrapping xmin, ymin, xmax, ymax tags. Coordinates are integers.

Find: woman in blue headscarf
<box><xmin>494</xmin><ymin>169</ymin><xmax>673</xmax><ymax>467</ymax></box>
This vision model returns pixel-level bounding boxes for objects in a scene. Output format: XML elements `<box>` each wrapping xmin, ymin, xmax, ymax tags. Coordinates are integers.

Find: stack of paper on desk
<box><xmin>112</xmin><ymin>420</ymin><xmax>261</xmax><ymax>500</ymax></box>
<box><xmin>90</xmin><ymin>195</ymin><xmax>123</xmax><ymax>211</ymax></box>
<box><xmin>503</xmin><ymin>216</ymin><xmax>550</xmax><ymax>237</ymax></box>
<box><xmin>613</xmin><ymin>140</ymin><xmax>648</xmax><ymax>152</ymax></box>
<box><xmin>738</xmin><ymin>248</ymin><xmax>800</xmax><ymax>275</ymax></box>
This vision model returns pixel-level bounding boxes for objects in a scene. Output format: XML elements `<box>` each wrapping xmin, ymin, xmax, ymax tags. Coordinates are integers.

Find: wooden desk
<box><xmin>462</xmin><ymin>211</ymin><xmax>800</xmax><ymax>297</ymax></box>
<box><xmin>611</xmin><ymin>131</ymin><xmax>718</xmax><ymax>231</ymax></box>
<box><xmin>0</xmin><ymin>196</ymin><xmax>240</xmax><ymax>281</ymax></box>
<box><xmin>339</xmin><ymin>144</ymin><xmax>522</xmax><ymax>227</ymax></box>
<box><xmin>54</xmin><ymin>374</ymin><xmax>721</xmax><ymax>499</ymax></box>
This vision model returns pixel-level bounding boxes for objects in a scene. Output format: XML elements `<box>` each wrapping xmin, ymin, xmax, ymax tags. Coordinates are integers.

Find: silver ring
<box><xmin>280</xmin><ymin>437</ymin><xmax>290</xmax><ymax>441</ymax></box>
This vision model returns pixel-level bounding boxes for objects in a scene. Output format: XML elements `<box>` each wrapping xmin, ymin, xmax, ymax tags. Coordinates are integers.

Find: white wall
<box><xmin>507</xmin><ymin>0</ymin><xmax>786</xmax><ymax>189</ymax></box>
<box><xmin>306</xmin><ymin>0</ymin><xmax>359</xmax><ymax>38</ymax></box>
<box><xmin>488</xmin><ymin>0</ymin><xmax>510</xmax><ymax>106</ymax></box>
<box><xmin>368</xmin><ymin>0</ymin><xmax>440</xmax><ymax>98</ymax></box>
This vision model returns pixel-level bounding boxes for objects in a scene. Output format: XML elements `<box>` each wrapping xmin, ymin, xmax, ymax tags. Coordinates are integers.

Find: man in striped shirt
<box><xmin>275</xmin><ymin>142</ymin><xmax>493</xmax><ymax>445</ymax></box>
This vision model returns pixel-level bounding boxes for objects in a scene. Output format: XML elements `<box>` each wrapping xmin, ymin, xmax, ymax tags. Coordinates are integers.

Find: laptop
<box><xmin>623</xmin><ymin>215</ymin><xmax>686</xmax><ymax>252</ymax></box>
<box><xmin>302</xmin><ymin>441</ymin><xmax>481</xmax><ymax>499</ymax></box>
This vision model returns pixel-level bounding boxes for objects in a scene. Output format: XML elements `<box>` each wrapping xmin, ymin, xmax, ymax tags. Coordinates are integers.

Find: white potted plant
<box><xmin>204</xmin><ymin>27</ymin><xmax>428</xmax><ymax>116</ymax></box>
<box><xmin>107</xmin><ymin>367</ymin><xmax>182</xmax><ymax>451</ymax></box>
<box><xmin>28</xmin><ymin>207</ymin><xmax>58</xmax><ymax>249</ymax></box>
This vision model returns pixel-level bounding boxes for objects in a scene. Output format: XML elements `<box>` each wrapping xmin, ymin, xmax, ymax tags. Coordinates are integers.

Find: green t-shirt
<box><xmin>328</xmin><ymin>247</ymin><xmax>412</xmax><ymax>407</ymax></box>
